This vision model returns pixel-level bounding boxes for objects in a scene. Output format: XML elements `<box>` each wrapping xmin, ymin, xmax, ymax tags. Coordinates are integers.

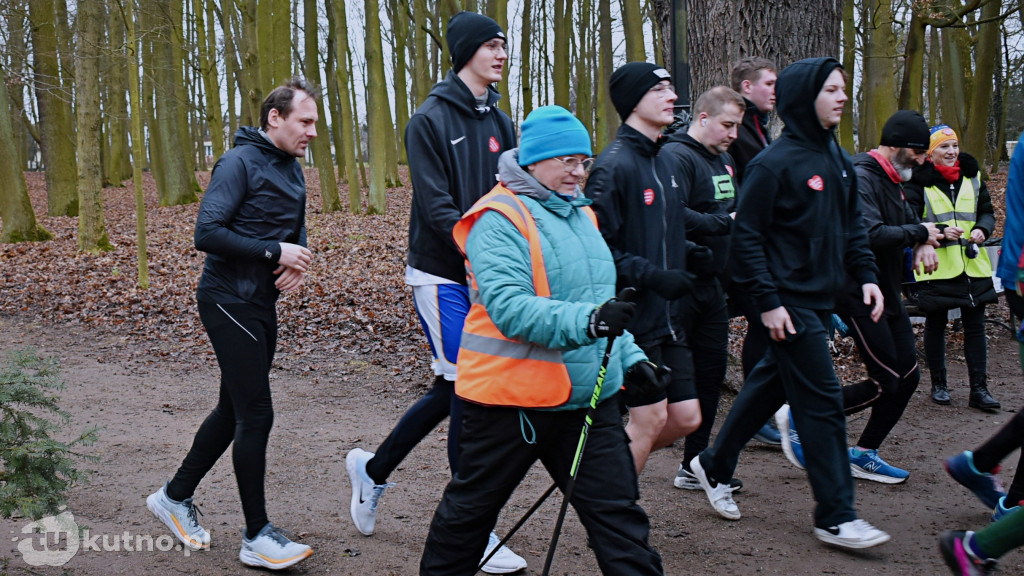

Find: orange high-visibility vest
<box><xmin>451</xmin><ymin>185</ymin><xmax>598</xmax><ymax>408</ymax></box>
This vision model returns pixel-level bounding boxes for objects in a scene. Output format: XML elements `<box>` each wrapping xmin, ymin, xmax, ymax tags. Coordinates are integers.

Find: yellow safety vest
<box><xmin>916</xmin><ymin>176</ymin><xmax>992</xmax><ymax>281</ymax></box>
<box><xmin>451</xmin><ymin>185</ymin><xmax>598</xmax><ymax>408</ymax></box>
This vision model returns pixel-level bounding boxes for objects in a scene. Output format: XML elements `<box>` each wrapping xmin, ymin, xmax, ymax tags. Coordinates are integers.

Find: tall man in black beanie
<box><xmin>344</xmin><ymin>11</ymin><xmax>526</xmax><ymax>574</ymax></box>
<box><xmin>587</xmin><ymin>62</ymin><xmax>702</xmax><ymax>475</ymax></box>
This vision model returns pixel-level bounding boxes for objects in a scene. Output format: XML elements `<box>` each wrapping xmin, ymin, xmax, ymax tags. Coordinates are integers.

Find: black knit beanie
<box><xmin>447</xmin><ymin>12</ymin><xmax>505</xmax><ymax>73</ymax></box>
<box><xmin>880</xmin><ymin>110</ymin><xmax>930</xmax><ymax>149</ymax></box>
<box><xmin>609</xmin><ymin>62</ymin><xmax>672</xmax><ymax>122</ymax></box>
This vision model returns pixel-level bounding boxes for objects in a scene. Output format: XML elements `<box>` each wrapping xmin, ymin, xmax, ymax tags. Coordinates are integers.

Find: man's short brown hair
<box><xmin>693</xmin><ymin>86</ymin><xmax>745</xmax><ymax>119</ymax></box>
<box><xmin>259</xmin><ymin>77</ymin><xmax>321</xmax><ymax>130</ymax></box>
<box><xmin>730</xmin><ymin>57</ymin><xmax>776</xmax><ymax>92</ymax></box>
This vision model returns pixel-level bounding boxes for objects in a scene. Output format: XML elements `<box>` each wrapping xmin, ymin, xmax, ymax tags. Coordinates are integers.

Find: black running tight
<box><xmin>167</xmin><ymin>300</ymin><xmax>276</xmax><ymax>539</ymax></box>
<box><xmin>972</xmin><ymin>410</ymin><xmax>1024</xmax><ymax>507</ymax></box>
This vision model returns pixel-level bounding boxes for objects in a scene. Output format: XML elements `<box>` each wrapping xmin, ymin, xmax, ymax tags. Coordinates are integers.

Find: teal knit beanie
<box><xmin>518</xmin><ymin>106</ymin><xmax>592</xmax><ymax>166</ymax></box>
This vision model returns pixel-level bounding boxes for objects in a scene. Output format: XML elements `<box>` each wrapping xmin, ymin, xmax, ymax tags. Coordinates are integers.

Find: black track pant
<box><xmin>167</xmin><ymin>301</ymin><xmax>276</xmax><ymax>538</ymax></box>
<box><xmin>421</xmin><ymin>400</ymin><xmax>663</xmax><ymax>575</ymax></box>
<box><xmin>681</xmin><ymin>284</ymin><xmax>729</xmax><ymax>464</ymax></box>
<box><xmin>840</xmin><ymin>309</ymin><xmax>920</xmax><ymax>450</ymax></box>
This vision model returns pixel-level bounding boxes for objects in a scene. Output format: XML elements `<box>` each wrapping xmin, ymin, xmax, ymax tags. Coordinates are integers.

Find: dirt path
<box><xmin>0</xmin><ymin>312</ymin><xmax>1022</xmax><ymax>575</ymax></box>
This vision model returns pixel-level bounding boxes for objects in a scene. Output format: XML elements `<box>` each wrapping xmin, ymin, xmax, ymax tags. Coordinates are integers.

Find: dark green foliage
<box><xmin>0</xmin><ymin>349</ymin><xmax>97</xmax><ymax>519</ymax></box>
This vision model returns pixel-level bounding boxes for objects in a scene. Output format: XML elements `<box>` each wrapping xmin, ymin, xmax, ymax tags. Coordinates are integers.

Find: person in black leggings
<box><xmin>146</xmin><ymin>78</ymin><xmax>318</xmax><ymax>571</ymax></box>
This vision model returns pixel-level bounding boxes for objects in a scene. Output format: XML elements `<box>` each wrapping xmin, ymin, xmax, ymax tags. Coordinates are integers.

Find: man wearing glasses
<box><xmin>587</xmin><ymin>62</ymin><xmax>701</xmax><ymax>476</ymax></box>
<box><xmin>344</xmin><ymin>11</ymin><xmax>526</xmax><ymax>574</ymax></box>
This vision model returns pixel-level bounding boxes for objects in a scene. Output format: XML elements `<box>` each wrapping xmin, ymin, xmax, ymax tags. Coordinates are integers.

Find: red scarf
<box><xmin>868</xmin><ymin>150</ymin><xmax>902</xmax><ymax>184</ymax></box>
<box><xmin>934</xmin><ymin>160</ymin><xmax>961</xmax><ymax>184</ymax></box>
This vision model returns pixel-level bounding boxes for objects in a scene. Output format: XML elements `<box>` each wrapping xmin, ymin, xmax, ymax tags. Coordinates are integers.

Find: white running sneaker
<box><xmin>481</xmin><ymin>531</ymin><xmax>528</xmax><ymax>574</ymax></box>
<box><xmin>239</xmin><ymin>523</ymin><xmax>313</xmax><ymax>570</ymax></box>
<box><xmin>775</xmin><ymin>404</ymin><xmax>806</xmax><ymax>470</ymax></box>
<box><xmin>346</xmin><ymin>448</ymin><xmax>394</xmax><ymax>536</ymax></box>
<box><xmin>146</xmin><ymin>484</ymin><xmax>211</xmax><ymax>550</ymax></box>
<box><xmin>813</xmin><ymin>518</ymin><xmax>891</xmax><ymax>549</ymax></box>
<box><xmin>688</xmin><ymin>455</ymin><xmax>740</xmax><ymax>520</ymax></box>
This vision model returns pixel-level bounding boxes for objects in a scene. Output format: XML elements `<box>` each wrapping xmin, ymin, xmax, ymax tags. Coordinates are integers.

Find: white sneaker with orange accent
<box><xmin>146</xmin><ymin>484</ymin><xmax>211</xmax><ymax>550</ymax></box>
<box><xmin>239</xmin><ymin>523</ymin><xmax>313</xmax><ymax>570</ymax></box>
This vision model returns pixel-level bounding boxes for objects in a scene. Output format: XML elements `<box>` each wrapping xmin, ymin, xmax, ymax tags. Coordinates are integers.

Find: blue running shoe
<box><xmin>753</xmin><ymin>420</ymin><xmax>782</xmax><ymax>446</ymax></box>
<box><xmin>944</xmin><ymin>451</ymin><xmax>1006</xmax><ymax>510</ymax></box>
<box><xmin>774</xmin><ymin>405</ymin><xmax>804</xmax><ymax>470</ymax></box>
<box><xmin>991</xmin><ymin>496</ymin><xmax>1022</xmax><ymax>523</ymax></box>
<box><xmin>849</xmin><ymin>448</ymin><xmax>909</xmax><ymax>484</ymax></box>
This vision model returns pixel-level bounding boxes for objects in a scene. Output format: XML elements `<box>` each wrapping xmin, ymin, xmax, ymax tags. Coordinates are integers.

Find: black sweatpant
<box><xmin>167</xmin><ymin>301</ymin><xmax>276</xmax><ymax>538</ymax></box>
<box><xmin>840</xmin><ymin>309</ymin><xmax>920</xmax><ymax>450</ymax></box>
<box><xmin>701</xmin><ymin>306</ymin><xmax>856</xmax><ymax>529</ymax></box>
<box><xmin>681</xmin><ymin>284</ymin><xmax>729</xmax><ymax>465</ymax></box>
<box><xmin>420</xmin><ymin>399</ymin><xmax>663</xmax><ymax>575</ymax></box>
<box><xmin>366</xmin><ymin>375</ymin><xmax>464</xmax><ymax>484</ymax></box>
<box><xmin>924</xmin><ymin>304</ymin><xmax>988</xmax><ymax>384</ymax></box>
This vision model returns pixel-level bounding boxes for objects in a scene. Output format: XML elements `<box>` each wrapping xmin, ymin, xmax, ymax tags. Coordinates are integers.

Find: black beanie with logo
<box><xmin>447</xmin><ymin>12</ymin><xmax>505</xmax><ymax>73</ymax></box>
<box><xmin>609</xmin><ymin>62</ymin><xmax>672</xmax><ymax>122</ymax></box>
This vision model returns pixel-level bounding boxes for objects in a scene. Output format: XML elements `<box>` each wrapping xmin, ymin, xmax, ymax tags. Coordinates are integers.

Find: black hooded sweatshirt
<box><xmin>404</xmin><ymin>72</ymin><xmax>516</xmax><ymax>284</ymax></box>
<box><xmin>728</xmin><ymin>97</ymin><xmax>771</xmax><ymax>183</ymax></box>
<box><xmin>661</xmin><ymin>131</ymin><xmax>737</xmax><ymax>282</ymax></box>
<box><xmin>195</xmin><ymin>126</ymin><xmax>308</xmax><ymax>309</ymax></box>
<box><xmin>586</xmin><ymin>124</ymin><xmax>689</xmax><ymax>342</ymax></box>
<box><xmin>730</xmin><ymin>57</ymin><xmax>878</xmax><ymax>314</ymax></box>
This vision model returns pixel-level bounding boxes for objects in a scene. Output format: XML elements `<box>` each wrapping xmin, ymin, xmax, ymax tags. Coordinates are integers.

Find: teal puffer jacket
<box><xmin>462</xmin><ymin>151</ymin><xmax>647</xmax><ymax>411</ymax></box>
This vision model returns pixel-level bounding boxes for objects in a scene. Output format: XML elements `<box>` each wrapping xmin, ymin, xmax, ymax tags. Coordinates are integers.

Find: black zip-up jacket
<box><xmin>404</xmin><ymin>72</ymin><xmax>516</xmax><ymax>284</ymax></box>
<box><xmin>728</xmin><ymin>98</ymin><xmax>771</xmax><ymax>183</ymax></box>
<box><xmin>195</xmin><ymin>127</ymin><xmax>307</xmax><ymax>309</ymax></box>
<box><xmin>836</xmin><ymin>152</ymin><xmax>929</xmax><ymax>318</ymax></box>
<box><xmin>661</xmin><ymin>131</ymin><xmax>736</xmax><ymax>283</ymax></box>
<box><xmin>904</xmin><ymin>153</ymin><xmax>997</xmax><ymax>310</ymax></box>
<box><xmin>730</xmin><ymin>57</ymin><xmax>878</xmax><ymax>314</ymax></box>
<box><xmin>586</xmin><ymin>124</ymin><xmax>688</xmax><ymax>342</ymax></box>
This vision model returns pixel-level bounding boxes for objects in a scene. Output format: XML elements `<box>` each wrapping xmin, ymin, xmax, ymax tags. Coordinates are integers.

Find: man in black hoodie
<box><xmin>660</xmin><ymin>86</ymin><xmax>745</xmax><ymax>491</ymax></box>
<box><xmin>587</xmin><ymin>62</ymin><xmax>700</xmax><ymax>475</ymax></box>
<box><xmin>147</xmin><ymin>78</ymin><xmax>317</xmax><ymax>570</ymax></box>
<box><xmin>689</xmin><ymin>58</ymin><xmax>891</xmax><ymax>550</ymax></box>
<box><xmin>343</xmin><ymin>12</ymin><xmax>524</xmax><ymax>574</ymax></box>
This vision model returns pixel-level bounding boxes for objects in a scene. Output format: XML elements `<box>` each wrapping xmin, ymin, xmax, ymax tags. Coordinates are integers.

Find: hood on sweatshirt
<box><xmin>426</xmin><ymin>71</ymin><xmax>503</xmax><ymax>118</ymax></box>
<box><xmin>776</xmin><ymin>57</ymin><xmax>843</xmax><ymax>148</ymax></box>
<box><xmin>232</xmin><ymin>126</ymin><xmax>295</xmax><ymax>159</ymax></box>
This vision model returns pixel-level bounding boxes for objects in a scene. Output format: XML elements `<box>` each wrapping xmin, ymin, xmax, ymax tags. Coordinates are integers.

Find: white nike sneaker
<box><xmin>346</xmin><ymin>448</ymin><xmax>394</xmax><ymax>536</ymax></box>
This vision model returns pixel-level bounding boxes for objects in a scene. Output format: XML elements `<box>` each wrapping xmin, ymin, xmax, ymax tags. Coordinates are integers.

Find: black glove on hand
<box><xmin>624</xmin><ymin>361</ymin><xmax>672</xmax><ymax>400</ymax></box>
<box><xmin>686</xmin><ymin>243</ymin><xmax>715</xmax><ymax>275</ymax></box>
<box><xmin>587</xmin><ymin>299</ymin><xmax>636</xmax><ymax>338</ymax></box>
<box><xmin>647</xmin><ymin>268</ymin><xmax>695</xmax><ymax>300</ymax></box>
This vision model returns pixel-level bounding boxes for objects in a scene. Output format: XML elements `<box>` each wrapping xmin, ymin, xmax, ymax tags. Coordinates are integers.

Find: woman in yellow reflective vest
<box><xmin>420</xmin><ymin>106</ymin><xmax>668</xmax><ymax>575</ymax></box>
<box><xmin>905</xmin><ymin>125</ymin><xmax>999</xmax><ymax>410</ymax></box>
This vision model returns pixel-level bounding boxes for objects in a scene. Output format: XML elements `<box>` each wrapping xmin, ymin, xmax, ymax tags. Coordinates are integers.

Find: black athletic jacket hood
<box><xmin>586</xmin><ymin>124</ymin><xmax>689</xmax><ymax>342</ymax></box>
<box><xmin>405</xmin><ymin>71</ymin><xmax>516</xmax><ymax>284</ymax></box>
<box><xmin>730</xmin><ymin>57</ymin><xmax>877</xmax><ymax>313</ymax></box>
<box><xmin>195</xmin><ymin>126</ymin><xmax>308</xmax><ymax>308</ymax></box>
<box><xmin>661</xmin><ymin>131</ymin><xmax>736</xmax><ymax>280</ymax></box>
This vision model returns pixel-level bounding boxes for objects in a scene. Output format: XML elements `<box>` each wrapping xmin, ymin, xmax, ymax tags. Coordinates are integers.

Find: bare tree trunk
<box><xmin>964</xmin><ymin>0</ymin><xmax>1001</xmax><ymax>164</ymax></box>
<box><xmin>859</xmin><ymin>0</ymin><xmax>898</xmax><ymax>151</ymax></box>
<box><xmin>329</xmin><ymin>0</ymin><xmax>365</xmax><ymax>211</ymax></box>
<box><xmin>76</xmin><ymin>0</ymin><xmax>112</xmax><ymax>252</ymax></box>
<box><xmin>839</xmin><ymin>0</ymin><xmax>856</xmax><ymax>152</ymax></box>
<box><xmin>621</xmin><ymin>0</ymin><xmax>646</xmax><ymax>61</ymax></box>
<box><xmin>118</xmin><ymin>0</ymin><xmax>150</xmax><ymax>287</ymax></box>
<box><xmin>553</xmin><ymin>0</ymin><xmax>570</xmax><ymax>107</ymax></box>
<box><xmin>365</xmin><ymin>0</ymin><xmax>393</xmax><ymax>213</ymax></box>
<box><xmin>577</xmin><ymin>0</ymin><xmax>593</xmax><ymax>138</ymax></box>
<box><xmin>27</xmin><ymin>0</ymin><xmax>78</xmax><ymax>216</ymax></box>
<box><xmin>195</xmin><ymin>0</ymin><xmax>225</xmax><ymax>162</ymax></box>
<box><xmin>106</xmin><ymin>6</ymin><xmax>133</xmax><ymax>183</ymax></box>
<box><xmin>521</xmin><ymin>0</ymin><xmax>534</xmax><ymax>117</ymax></box>
<box><xmin>898</xmin><ymin>10</ymin><xmax>927</xmax><ymax>113</ymax></box>
<box><xmin>392</xmin><ymin>0</ymin><xmax>411</xmax><ymax>164</ymax></box>
<box><xmin>595</xmin><ymin>0</ymin><xmax>618</xmax><ymax>152</ymax></box>
<box><xmin>0</xmin><ymin>75</ymin><xmax>51</xmax><ymax>243</ymax></box>
<box><xmin>305</xmin><ymin>0</ymin><xmax>342</xmax><ymax>212</ymax></box>
<box><xmin>412</xmin><ymin>0</ymin><xmax>431</xmax><ymax>107</ymax></box>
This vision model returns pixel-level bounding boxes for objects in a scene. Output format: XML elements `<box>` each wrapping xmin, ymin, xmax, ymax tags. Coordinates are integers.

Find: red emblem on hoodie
<box><xmin>807</xmin><ymin>175</ymin><xmax>824</xmax><ymax>191</ymax></box>
<box><xmin>643</xmin><ymin>189</ymin><xmax>655</xmax><ymax>205</ymax></box>
<box><xmin>489</xmin><ymin>137</ymin><xmax>500</xmax><ymax>153</ymax></box>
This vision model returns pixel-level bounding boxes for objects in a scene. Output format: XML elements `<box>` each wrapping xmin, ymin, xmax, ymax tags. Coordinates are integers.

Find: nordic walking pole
<box><xmin>541</xmin><ymin>287</ymin><xmax>637</xmax><ymax>576</ymax></box>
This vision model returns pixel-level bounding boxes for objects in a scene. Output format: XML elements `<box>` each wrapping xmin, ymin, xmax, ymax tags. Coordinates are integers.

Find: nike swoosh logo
<box><xmin>450</xmin><ymin>136</ymin><xmax>466</xmax><ymax>145</ymax></box>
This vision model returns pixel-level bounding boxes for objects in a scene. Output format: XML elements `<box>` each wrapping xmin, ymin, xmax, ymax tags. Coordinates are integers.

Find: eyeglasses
<box><xmin>551</xmin><ymin>156</ymin><xmax>595</xmax><ymax>172</ymax></box>
<box><xmin>482</xmin><ymin>39</ymin><xmax>507</xmax><ymax>54</ymax></box>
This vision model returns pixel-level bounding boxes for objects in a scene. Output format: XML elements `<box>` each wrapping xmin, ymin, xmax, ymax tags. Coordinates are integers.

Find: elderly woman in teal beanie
<box><xmin>419</xmin><ymin>106</ymin><xmax>667</xmax><ymax>575</ymax></box>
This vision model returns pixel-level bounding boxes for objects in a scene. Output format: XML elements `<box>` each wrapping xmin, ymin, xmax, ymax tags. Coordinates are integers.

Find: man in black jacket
<box><xmin>660</xmin><ymin>86</ymin><xmax>745</xmax><ymax>491</ymax></box>
<box><xmin>147</xmin><ymin>78</ymin><xmax>317</xmax><ymax>570</ymax></box>
<box><xmin>831</xmin><ymin>110</ymin><xmax>940</xmax><ymax>484</ymax></box>
<box><xmin>728</xmin><ymin>57</ymin><xmax>776</xmax><ymax>183</ymax></box>
<box><xmin>343</xmin><ymin>11</ymin><xmax>525</xmax><ymax>574</ymax></box>
<box><xmin>689</xmin><ymin>58</ymin><xmax>891</xmax><ymax>550</ymax></box>
<box><xmin>587</xmin><ymin>62</ymin><xmax>700</xmax><ymax>475</ymax></box>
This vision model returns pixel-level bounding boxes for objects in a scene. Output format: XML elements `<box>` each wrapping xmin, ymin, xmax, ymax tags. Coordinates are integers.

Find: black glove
<box><xmin>623</xmin><ymin>361</ymin><xmax>672</xmax><ymax>402</ymax></box>
<box><xmin>646</xmin><ymin>268</ymin><xmax>695</xmax><ymax>300</ymax></box>
<box><xmin>686</xmin><ymin>243</ymin><xmax>715</xmax><ymax>275</ymax></box>
<box><xmin>587</xmin><ymin>299</ymin><xmax>636</xmax><ymax>338</ymax></box>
